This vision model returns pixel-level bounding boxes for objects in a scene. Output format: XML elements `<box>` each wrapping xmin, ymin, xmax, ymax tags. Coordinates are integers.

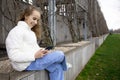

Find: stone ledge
<box><xmin>0</xmin><ymin>59</ymin><xmax>14</xmax><ymax>73</ymax></box>
<box><xmin>55</xmin><ymin>41</ymin><xmax>90</xmax><ymax>53</ymax></box>
<box><xmin>10</xmin><ymin>71</ymin><xmax>35</xmax><ymax>80</ymax></box>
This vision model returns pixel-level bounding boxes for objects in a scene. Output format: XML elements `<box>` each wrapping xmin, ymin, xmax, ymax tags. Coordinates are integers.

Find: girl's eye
<box><xmin>33</xmin><ymin>17</ymin><xmax>39</xmax><ymax>21</ymax></box>
<box><xmin>33</xmin><ymin>17</ymin><xmax>36</xmax><ymax>20</ymax></box>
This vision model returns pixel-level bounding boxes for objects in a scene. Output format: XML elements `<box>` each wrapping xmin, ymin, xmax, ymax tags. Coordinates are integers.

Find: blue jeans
<box><xmin>26</xmin><ymin>50</ymin><xmax>67</xmax><ymax>80</ymax></box>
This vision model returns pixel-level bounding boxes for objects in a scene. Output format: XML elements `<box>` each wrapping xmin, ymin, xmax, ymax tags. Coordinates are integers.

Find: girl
<box><xmin>5</xmin><ymin>5</ymin><xmax>71</xmax><ymax>80</ymax></box>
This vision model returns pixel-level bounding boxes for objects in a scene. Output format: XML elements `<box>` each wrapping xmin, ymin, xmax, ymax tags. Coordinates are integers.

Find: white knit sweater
<box><xmin>6</xmin><ymin>21</ymin><xmax>40</xmax><ymax>71</ymax></box>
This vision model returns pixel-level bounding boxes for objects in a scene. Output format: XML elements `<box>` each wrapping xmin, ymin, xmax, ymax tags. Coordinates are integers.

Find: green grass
<box><xmin>75</xmin><ymin>34</ymin><xmax>120</xmax><ymax>80</ymax></box>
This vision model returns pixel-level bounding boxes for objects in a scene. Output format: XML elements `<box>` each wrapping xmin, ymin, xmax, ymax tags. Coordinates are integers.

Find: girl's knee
<box><xmin>55</xmin><ymin>50</ymin><xmax>64</xmax><ymax>57</ymax></box>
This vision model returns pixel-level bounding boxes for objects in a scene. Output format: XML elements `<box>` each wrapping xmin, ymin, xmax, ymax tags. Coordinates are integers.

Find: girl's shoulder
<box><xmin>8</xmin><ymin>25</ymin><xmax>25</xmax><ymax>37</ymax></box>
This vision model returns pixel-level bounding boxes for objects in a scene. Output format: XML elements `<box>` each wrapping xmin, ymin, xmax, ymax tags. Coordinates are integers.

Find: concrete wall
<box><xmin>94</xmin><ymin>34</ymin><xmax>108</xmax><ymax>49</ymax></box>
<box><xmin>56</xmin><ymin>14</ymin><xmax>92</xmax><ymax>44</ymax></box>
<box><xmin>64</xmin><ymin>41</ymin><xmax>95</xmax><ymax>80</ymax></box>
<box><xmin>56</xmin><ymin>15</ymin><xmax>72</xmax><ymax>43</ymax></box>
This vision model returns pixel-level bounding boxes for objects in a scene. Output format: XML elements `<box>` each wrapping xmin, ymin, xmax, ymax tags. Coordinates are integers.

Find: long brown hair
<box><xmin>17</xmin><ymin>5</ymin><xmax>42</xmax><ymax>40</ymax></box>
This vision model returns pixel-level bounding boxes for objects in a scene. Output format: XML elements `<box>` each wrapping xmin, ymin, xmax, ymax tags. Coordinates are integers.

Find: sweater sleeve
<box><xmin>6</xmin><ymin>28</ymin><xmax>36</xmax><ymax>62</ymax></box>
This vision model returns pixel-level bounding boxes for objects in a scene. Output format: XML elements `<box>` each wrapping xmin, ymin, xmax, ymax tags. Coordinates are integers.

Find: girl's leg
<box><xmin>26</xmin><ymin>50</ymin><xmax>67</xmax><ymax>71</ymax></box>
<box><xmin>49</xmin><ymin>63</ymin><xmax>64</xmax><ymax>80</ymax></box>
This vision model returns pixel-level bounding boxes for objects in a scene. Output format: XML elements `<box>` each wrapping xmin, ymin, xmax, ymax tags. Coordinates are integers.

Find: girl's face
<box><xmin>25</xmin><ymin>10</ymin><xmax>40</xmax><ymax>28</ymax></box>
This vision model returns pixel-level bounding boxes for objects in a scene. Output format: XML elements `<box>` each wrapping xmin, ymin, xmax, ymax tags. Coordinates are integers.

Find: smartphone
<box><xmin>45</xmin><ymin>46</ymin><xmax>54</xmax><ymax>50</ymax></box>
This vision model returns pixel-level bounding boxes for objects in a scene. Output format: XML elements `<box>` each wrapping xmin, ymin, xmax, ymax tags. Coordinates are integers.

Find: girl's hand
<box><xmin>34</xmin><ymin>49</ymin><xmax>48</xmax><ymax>59</ymax></box>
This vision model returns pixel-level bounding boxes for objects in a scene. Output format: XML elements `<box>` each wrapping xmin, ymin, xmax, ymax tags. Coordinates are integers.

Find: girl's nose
<box><xmin>35</xmin><ymin>20</ymin><xmax>37</xmax><ymax>25</ymax></box>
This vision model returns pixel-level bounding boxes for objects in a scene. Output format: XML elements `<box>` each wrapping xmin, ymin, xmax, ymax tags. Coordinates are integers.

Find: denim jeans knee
<box><xmin>54</xmin><ymin>50</ymin><xmax>64</xmax><ymax>57</ymax></box>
